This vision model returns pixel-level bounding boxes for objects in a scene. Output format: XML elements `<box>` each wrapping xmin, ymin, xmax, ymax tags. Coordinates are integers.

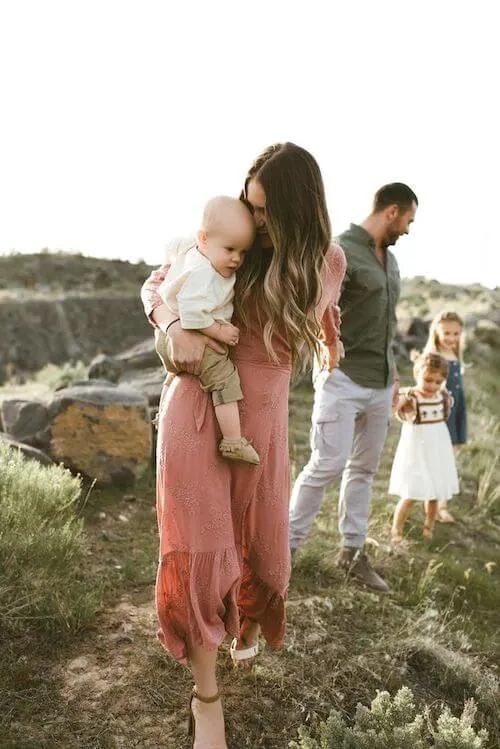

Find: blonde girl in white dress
<box><xmin>389</xmin><ymin>352</ymin><xmax>459</xmax><ymax>548</ymax></box>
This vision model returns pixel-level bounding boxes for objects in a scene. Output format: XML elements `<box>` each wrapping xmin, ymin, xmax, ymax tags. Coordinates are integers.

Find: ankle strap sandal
<box><xmin>188</xmin><ymin>688</ymin><xmax>221</xmax><ymax>746</ymax></box>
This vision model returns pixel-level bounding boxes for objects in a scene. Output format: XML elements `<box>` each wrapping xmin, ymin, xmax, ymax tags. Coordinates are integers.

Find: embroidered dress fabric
<box><xmin>389</xmin><ymin>392</ymin><xmax>459</xmax><ymax>502</ymax></box>
<box><xmin>141</xmin><ymin>241</ymin><xmax>346</xmax><ymax>664</ymax></box>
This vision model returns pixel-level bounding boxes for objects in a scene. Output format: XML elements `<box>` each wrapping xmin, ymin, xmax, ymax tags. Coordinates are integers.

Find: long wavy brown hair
<box><xmin>233</xmin><ymin>143</ymin><xmax>331</xmax><ymax>368</ymax></box>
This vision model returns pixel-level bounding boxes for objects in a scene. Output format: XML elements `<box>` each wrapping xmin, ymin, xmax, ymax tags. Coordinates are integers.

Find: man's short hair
<box><xmin>373</xmin><ymin>183</ymin><xmax>418</xmax><ymax>213</ymax></box>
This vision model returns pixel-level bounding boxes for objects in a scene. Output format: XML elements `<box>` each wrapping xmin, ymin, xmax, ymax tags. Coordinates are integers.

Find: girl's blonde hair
<box><xmin>234</xmin><ymin>142</ymin><xmax>331</xmax><ymax>369</ymax></box>
<box><xmin>411</xmin><ymin>350</ymin><xmax>449</xmax><ymax>381</ymax></box>
<box><xmin>423</xmin><ymin>310</ymin><xmax>465</xmax><ymax>361</ymax></box>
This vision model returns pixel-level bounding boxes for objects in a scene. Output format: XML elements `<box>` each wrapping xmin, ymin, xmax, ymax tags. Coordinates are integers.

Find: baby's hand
<box><xmin>217</xmin><ymin>322</ymin><xmax>240</xmax><ymax>346</ymax></box>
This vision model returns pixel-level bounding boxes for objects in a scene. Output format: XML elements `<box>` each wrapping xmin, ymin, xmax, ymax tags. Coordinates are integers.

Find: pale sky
<box><xmin>1</xmin><ymin>0</ymin><xmax>499</xmax><ymax>287</ymax></box>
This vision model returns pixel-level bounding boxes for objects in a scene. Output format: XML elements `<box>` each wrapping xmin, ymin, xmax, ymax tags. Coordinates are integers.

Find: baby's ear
<box><xmin>197</xmin><ymin>229</ymin><xmax>208</xmax><ymax>248</ymax></box>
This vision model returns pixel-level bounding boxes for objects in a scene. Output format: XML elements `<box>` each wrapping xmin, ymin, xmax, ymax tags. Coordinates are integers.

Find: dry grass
<box><xmin>1</xmin><ymin>352</ymin><xmax>499</xmax><ymax>748</ymax></box>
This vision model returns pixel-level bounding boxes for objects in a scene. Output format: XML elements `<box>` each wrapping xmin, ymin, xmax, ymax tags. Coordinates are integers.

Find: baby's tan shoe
<box><xmin>219</xmin><ymin>438</ymin><xmax>260</xmax><ymax>465</ymax></box>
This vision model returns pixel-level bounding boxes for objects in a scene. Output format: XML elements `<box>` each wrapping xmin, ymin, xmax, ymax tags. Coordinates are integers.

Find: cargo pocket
<box><xmin>311</xmin><ymin>414</ymin><xmax>342</xmax><ymax>455</ymax></box>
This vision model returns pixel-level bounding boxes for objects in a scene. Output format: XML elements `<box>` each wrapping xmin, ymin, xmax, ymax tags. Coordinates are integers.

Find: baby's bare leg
<box><xmin>214</xmin><ymin>402</ymin><xmax>242</xmax><ymax>440</ymax></box>
<box><xmin>215</xmin><ymin>400</ymin><xmax>260</xmax><ymax>466</ymax></box>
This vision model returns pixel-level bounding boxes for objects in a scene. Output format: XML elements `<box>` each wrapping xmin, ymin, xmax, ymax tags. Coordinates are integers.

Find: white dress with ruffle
<box><xmin>389</xmin><ymin>390</ymin><xmax>459</xmax><ymax>501</ymax></box>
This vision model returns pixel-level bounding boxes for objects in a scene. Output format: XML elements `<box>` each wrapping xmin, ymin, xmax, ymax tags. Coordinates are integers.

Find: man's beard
<box><xmin>382</xmin><ymin>231</ymin><xmax>400</xmax><ymax>249</ymax></box>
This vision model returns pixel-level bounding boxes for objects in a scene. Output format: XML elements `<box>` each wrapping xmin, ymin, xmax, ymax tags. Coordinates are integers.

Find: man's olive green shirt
<box><xmin>336</xmin><ymin>223</ymin><xmax>400</xmax><ymax>389</ymax></box>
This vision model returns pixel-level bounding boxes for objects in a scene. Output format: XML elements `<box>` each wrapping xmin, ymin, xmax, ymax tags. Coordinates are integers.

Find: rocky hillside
<box><xmin>0</xmin><ymin>295</ymin><xmax>155</xmax><ymax>379</ymax></box>
<box><xmin>397</xmin><ymin>275</ymin><xmax>500</xmax><ymax>328</ymax></box>
<box><xmin>0</xmin><ymin>252</ymin><xmax>156</xmax><ymax>380</ymax></box>
<box><xmin>0</xmin><ymin>251</ymin><xmax>498</xmax><ymax>380</ymax></box>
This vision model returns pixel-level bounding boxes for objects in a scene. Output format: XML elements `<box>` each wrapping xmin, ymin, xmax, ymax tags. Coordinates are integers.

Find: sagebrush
<box><xmin>0</xmin><ymin>442</ymin><xmax>100</xmax><ymax>635</ymax></box>
<box><xmin>289</xmin><ymin>686</ymin><xmax>488</xmax><ymax>748</ymax></box>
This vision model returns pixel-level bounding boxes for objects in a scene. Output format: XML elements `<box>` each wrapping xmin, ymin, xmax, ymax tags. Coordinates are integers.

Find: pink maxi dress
<box><xmin>141</xmin><ymin>243</ymin><xmax>346</xmax><ymax>664</ymax></box>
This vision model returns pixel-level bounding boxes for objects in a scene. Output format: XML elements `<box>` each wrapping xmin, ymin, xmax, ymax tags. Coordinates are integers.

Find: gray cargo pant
<box><xmin>289</xmin><ymin>368</ymin><xmax>392</xmax><ymax>549</ymax></box>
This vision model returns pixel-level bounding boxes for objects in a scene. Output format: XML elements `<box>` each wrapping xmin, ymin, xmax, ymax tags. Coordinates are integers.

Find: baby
<box><xmin>155</xmin><ymin>196</ymin><xmax>259</xmax><ymax>465</ymax></box>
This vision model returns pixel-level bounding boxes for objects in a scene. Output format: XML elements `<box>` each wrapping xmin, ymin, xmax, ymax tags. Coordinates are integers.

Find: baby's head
<box><xmin>411</xmin><ymin>351</ymin><xmax>449</xmax><ymax>397</ymax></box>
<box><xmin>197</xmin><ymin>196</ymin><xmax>255</xmax><ymax>278</ymax></box>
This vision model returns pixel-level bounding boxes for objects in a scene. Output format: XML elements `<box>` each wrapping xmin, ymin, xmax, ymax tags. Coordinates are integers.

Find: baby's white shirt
<box><xmin>158</xmin><ymin>237</ymin><xmax>235</xmax><ymax>329</ymax></box>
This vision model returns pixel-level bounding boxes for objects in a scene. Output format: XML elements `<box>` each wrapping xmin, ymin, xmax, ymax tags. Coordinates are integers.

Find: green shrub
<box><xmin>34</xmin><ymin>360</ymin><xmax>88</xmax><ymax>389</ymax></box>
<box><xmin>289</xmin><ymin>687</ymin><xmax>488</xmax><ymax>748</ymax></box>
<box><xmin>473</xmin><ymin>326</ymin><xmax>500</xmax><ymax>348</ymax></box>
<box><xmin>0</xmin><ymin>442</ymin><xmax>100</xmax><ymax>635</ymax></box>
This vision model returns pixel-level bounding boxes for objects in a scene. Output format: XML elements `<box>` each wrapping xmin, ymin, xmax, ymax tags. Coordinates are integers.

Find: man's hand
<box><xmin>396</xmin><ymin>392</ymin><xmax>417</xmax><ymax>421</ymax></box>
<box><xmin>399</xmin><ymin>397</ymin><xmax>414</xmax><ymax>415</ymax></box>
<box><xmin>391</xmin><ymin>380</ymin><xmax>401</xmax><ymax>412</ymax></box>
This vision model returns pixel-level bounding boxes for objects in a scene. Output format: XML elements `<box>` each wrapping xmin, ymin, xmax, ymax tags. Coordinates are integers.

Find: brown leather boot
<box><xmin>338</xmin><ymin>547</ymin><xmax>390</xmax><ymax>593</ymax></box>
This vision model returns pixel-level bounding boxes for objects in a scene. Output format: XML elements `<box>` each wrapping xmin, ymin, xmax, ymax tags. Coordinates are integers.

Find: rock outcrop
<box><xmin>1</xmin><ymin>398</ymin><xmax>49</xmax><ymax>444</ymax></box>
<box><xmin>0</xmin><ymin>432</ymin><xmax>54</xmax><ymax>466</ymax></box>
<box><xmin>88</xmin><ymin>354</ymin><xmax>124</xmax><ymax>384</ymax></box>
<box><xmin>0</xmin><ymin>295</ymin><xmax>153</xmax><ymax>376</ymax></box>
<box><xmin>1</xmin><ymin>383</ymin><xmax>153</xmax><ymax>483</ymax></box>
<box><xmin>0</xmin><ymin>335</ymin><xmax>165</xmax><ymax>481</ymax></box>
<box><xmin>43</xmin><ymin>383</ymin><xmax>152</xmax><ymax>485</ymax></box>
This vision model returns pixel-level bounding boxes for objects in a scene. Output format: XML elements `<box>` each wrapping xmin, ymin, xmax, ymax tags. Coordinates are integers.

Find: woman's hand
<box><xmin>328</xmin><ymin>340</ymin><xmax>344</xmax><ymax>371</ymax></box>
<box><xmin>318</xmin><ymin>339</ymin><xmax>344</xmax><ymax>372</ymax></box>
<box><xmin>167</xmin><ymin>322</ymin><xmax>224</xmax><ymax>375</ymax></box>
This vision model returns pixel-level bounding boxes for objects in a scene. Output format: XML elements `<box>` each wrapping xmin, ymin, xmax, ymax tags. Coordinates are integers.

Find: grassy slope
<box><xmin>1</xmin><ymin>345</ymin><xmax>499</xmax><ymax>746</ymax></box>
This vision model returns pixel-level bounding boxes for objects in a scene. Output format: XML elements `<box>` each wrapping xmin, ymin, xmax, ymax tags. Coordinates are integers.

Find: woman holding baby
<box><xmin>141</xmin><ymin>142</ymin><xmax>346</xmax><ymax>748</ymax></box>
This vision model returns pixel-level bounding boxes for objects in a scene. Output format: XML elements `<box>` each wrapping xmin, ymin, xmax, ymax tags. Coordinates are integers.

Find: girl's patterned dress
<box><xmin>389</xmin><ymin>389</ymin><xmax>459</xmax><ymax>502</ymax></box>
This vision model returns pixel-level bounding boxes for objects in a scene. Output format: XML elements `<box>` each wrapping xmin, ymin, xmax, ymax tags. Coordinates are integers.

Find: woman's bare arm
<box><xmin>141</xmin><ymin>263</ymin><xmax>223</xmax><ymax>374</ymax></box>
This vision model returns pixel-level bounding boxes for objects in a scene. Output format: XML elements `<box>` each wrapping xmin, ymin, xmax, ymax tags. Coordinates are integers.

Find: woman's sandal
<box><xmin>229</xmin><ymin>619</ymin><xmax>260</xmax><ymax>668</ymax></box>
<box><xmin>229</xmin><ymin>636</ymin><xmax>259</xmax><ymax>666</ymax></box>
<box><xmin>188</xmin><ymin>687</ymin><xmax>222</xmax><ymax>747</ymax></box>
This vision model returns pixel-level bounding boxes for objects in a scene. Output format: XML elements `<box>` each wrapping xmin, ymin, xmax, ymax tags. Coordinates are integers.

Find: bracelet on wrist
<box><xmin>162</xmin><ymin>318</ymin><xmax>180</xmax><ymax>334</ymax></box>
